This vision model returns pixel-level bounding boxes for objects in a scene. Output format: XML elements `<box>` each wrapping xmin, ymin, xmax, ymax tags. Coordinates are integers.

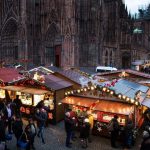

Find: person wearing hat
<box><xmin>64</xmin><ymin>112</ymin><xmax>74</xmax><ymax>148</ymax></box>
<box><xmin>80</xmin><ymin>118</ymin><xmax>90</xmax><ymax>148</ymax></box>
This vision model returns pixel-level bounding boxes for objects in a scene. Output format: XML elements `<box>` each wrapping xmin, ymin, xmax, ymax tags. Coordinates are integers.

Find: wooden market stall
<box><xmin>0</xmin><ymin>75</ymin><xmax>73</xmax><ymax>124</ymax></box>
<box><xmin>62</xmin><ymin>95</ymin><xmax>136</xmax><ymax>137</ymax></box>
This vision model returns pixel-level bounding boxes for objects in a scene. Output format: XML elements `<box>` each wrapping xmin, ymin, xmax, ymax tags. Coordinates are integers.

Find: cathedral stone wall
<box><xmin>0</xmin><ymin>0</ymin><xmax>147</xmax><ymax>69</ymax></box>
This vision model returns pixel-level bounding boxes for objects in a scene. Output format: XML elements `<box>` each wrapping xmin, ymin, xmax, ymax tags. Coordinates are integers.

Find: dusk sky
<box><xmin>125</xmin><ymin>0</ymin><xmax>150</xmax><ymax>15</ymax></box>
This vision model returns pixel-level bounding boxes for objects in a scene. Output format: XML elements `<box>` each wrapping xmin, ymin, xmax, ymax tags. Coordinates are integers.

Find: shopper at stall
<box><xmin>87</xmin><ymin>110</ymin><xmax>94</xmax><ymax>143</ymax></box>
<box><xmin>64</xmin><ymin>111</ymin><xmax>74</xmax><ymax>148</ymax></box>
<box><xmin>80</xmin><ymin>118</ymin><xmax>90</xmax><ymax>149</ymax></box>
<box><xmin>140</xmin><ymin>126</ymin><xmax>150</xmax><ymax>150</ymax></box>
<box><xmin>69</xmin><ymin>107</ymin><xmax>78</xmax><ymax>141</ymax></box>
<box><xmin>35</xmin><ymin>108</ymin><xmax>47</xmax><ymax>144</ymax></box>
<box><xmin>109</xmin><ymin>115</ymin><xmax>120</xmax><ymax>148</ymax></box>
<box><xmin>13</xmin><ymin>95</ymin><xmax>22</xmax><ymax>116</ymax></box>
<box><xmin>0</xmin><ymin>113</ymin><xmax>9</xmax><ymax>150</ymax></box>
<box><xmin>0</xmin><ymin>114</ymin><xmax>5</xmax><ymax>143</ymax></box>
<box><xmin>12</xmin><ymin>115</ymin><xmax>23</xmax><ymax>147</ymax></box>
<box><xmin>25</xmin><ymin>117</ymin><xmax>37</xmax><ymax>150</ymax></box>
<box><xmin>123</xmin><ymin>119</ymin><xmax>133</xmax><ymax>149</ymax></box>
<box><xmin>3</xmin><ymin>103</ymin><xmax>14</xmax><ymax>134</ymax></box>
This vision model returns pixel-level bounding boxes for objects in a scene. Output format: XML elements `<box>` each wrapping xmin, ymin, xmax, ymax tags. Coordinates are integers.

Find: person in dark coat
<box><xmin>25</xmin><ymin>118</ymin><xmax>36</xmax><ymax>150</ymax></box>
<box><xmin>3</xmin><ymin>103</ymin><xmax>14</xmax><ymax>134</ymax></box>
<box><xmin>0</xmin><ymin>113</ymin><xmax>9</xmax><ymax>150</ymax></box>
<box><xmin>12</xmin><ymin>115</ymin><xmax>23</xmax><ymax>147</ymax></box>
<box><xmin>80</xmin><ymin>118</ymin><xmax>90</xmax><ymax>149</ymax></box>
<box><xmin>140</xmin><ymin>126</ymin><xmax>150</xmax><ymax>150</ymax></box>
<box><xmin>35</xmin><ymin>108</ymin><xmax>47</xmax><ymax>144</ymax></box>
<box><xmin>0</xmin><ymin>114</ymin><xmax>5</xmax><ymax>142</ymax></box>
<box><xmin>110</xmin><ymin>115</ymin><xmax>120</xmax><ymax>148</ymax></box>
<box><xmin>123</xmin><ymin>119</ymin><xmax>133</xmax><ymax>149</ymax></box>
<box><xmin>64</xmin><ymin>112</ymin><xmax>74</xmax><ymax>148</ymax></box>
<box><xmin>13</xmin><ymin>95</ymin><xmax>22</xmax><ymax>116</ymax></box>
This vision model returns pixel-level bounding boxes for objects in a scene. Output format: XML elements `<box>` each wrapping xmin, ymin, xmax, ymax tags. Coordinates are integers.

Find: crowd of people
<box><xmin>0</xmin><ymin>97</ymin><xmax>48</xmax><ymax>150</ymax></box>
<box><xmin>1</xmin><ymin>96</ymin><xmax>150</xmax><ymax>150</ymax></box>
<box><xmin>64</xmin><ymin>108</ymin><xmax>94</xmax><ymax>149</ymax></box>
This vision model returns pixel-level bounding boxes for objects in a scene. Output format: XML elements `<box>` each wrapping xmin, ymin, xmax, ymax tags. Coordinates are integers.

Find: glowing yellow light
<box><xmin>77</xmin><ymin>89</ymin><xmax>81</xmax><ymax>93</ymax></box>
<box><xmin>126</xmin><ymin>97</ymin><xmax>130</xmax><ymax>101</ymax></box>
<box><xmin>68</xmin><ymin>91</ymin><xmax>70</xmax><ymax>94</ymax></box>
<box><xmin>135</xmin><ymin>101</ymin><xmax>139</xmax><ymax>105</ymax></box>
<box><xmin>81</xmin><ymin>88</ymin><xmax>83</xmax><ymax>91</ymax></box>
<box><xmin>91</xmin><ymin>86</ymin><xmax>94</xmax><ymax>90</ymax></box>
<box><xmin>107</xmin><ymin>89</ymin><xmax>110</xmax><ymax>92</ymax></box>
<box><xmin>122</xmin><ymin>95</ymin><xmax>126</xmax><ymax>99</ymax></box>
<box><xmin>102</xmin><ymin>87</ymin><xmax>107</xmax><ymax>92</ymax></box>
<box><xmin>84</xmin><ymin>88</ymin><xmax>87</xmax><ymax>91</ymax></box>
<box><xmin>110</xmin><ymin>91</ymin><xmax>114</xmax><ymax>95</ymax></box>
<box><xmin>131</xmin><ymin>99</ymin><xmax>135</xmax><ymax>103</ymax></box>
<box><xmin>118</xmin><ymin>94</ymin><xmax>122</xmax><ymax>99</ymax></box>
<box><xmin>65</xmin><ymin>92</ymin><xmax>68</xmax><ymax>96</ymax></box>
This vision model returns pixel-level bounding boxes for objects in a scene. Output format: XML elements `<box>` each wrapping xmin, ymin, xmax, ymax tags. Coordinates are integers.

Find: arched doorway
<box><xmin>1</xmin><ymin>18</ymin><xmax>18</xmax><ymax>64</ymax></box>
<box><xmin>45</xmin><ymin>23</ymin><xmax>62</xmax><ymax>67</ymax></box>
<box><xmin>122</xmin><ymin>52</ymin><xmax>131</xmax><ymax>69</ymax></box>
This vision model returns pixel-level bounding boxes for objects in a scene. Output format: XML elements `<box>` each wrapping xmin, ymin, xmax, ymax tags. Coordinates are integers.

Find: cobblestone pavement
<box><xmin>7</xmin><ymin>121</ymin><xmax>142</xmax><ymax>150</ymax></box>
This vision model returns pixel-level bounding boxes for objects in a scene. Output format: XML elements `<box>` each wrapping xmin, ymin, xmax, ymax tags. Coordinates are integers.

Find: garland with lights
<box><xmin>65</xmin><ymin>85</ymin><xmax>140</xmax><ymax>106</ymax></box>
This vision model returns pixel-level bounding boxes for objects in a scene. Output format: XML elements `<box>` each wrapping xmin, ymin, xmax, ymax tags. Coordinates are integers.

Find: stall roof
<box><xmin>44</xmin><ymin>75</ymin><xmax>73</xmax><ymax>90</ymax></box>
<box><xmin>19</xmin><ymin>87</ymin><xmax>50</xmax><ymax>95</ymax></box>
<box><xmin>62</xmin><ymin>96</ymin><xmax>97</xmax><ymax>108</ymax></box>
<box><xmin>110</xmin><ymin>79</ymin><xmax>148</xmax><ymax>100</ymax></box>
<box><xmin>0</xmin><ymin>85</ymin><xmax>50</xmax><ymax>95</ymax></box>
<box><xmin>0</xmin><ymin>68</ymin><xmax>22</xmax><ymax>83</ymax></box>
<box><xmin>55</xmin><ymin>69</ymin><xmax>90</xmax><ymax>85</ymax></box>
<box><xmin>0</xmin><ymin>86</ymin><xmax>26</xmax><ymax>91</ymax></box>
<box><xmin>93</xmin><ymin>100</ymin><xmax>134</xmax><ymax>115</ymax></box>
<box><xmin>96</xmin><ymin>69</ymin><xmax>150</xmax><ymax>79</ymax></box>
<box><xmin>142</xmin><ymin>98</ymin><xmax>150</xmax><ymax>108</ymax></box>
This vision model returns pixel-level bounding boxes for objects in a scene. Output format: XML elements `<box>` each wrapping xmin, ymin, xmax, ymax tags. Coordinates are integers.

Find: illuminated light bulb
<box><xmin>81</xmin><ymin>88</ymin><xmax>83</xmax><ymax>91</ymax></box>
<box><xmin>126</xmin><ymin>97</ymin><xmax>130</xmax><ymax>101</ymax></box>
<box><xmin>122</xmin><ymin>95</ymin><xmax>126</xmax><ymax>99</ymax></box>
<box><xmin>135</xmin><ymin>101</ymin><xmax>138</xmax><ymax>105</ymax></box>
<box><xmin>88</xmin><ymin>87</ymin><xmax>90</xmax><ymax>90</ymax></box>
<box><xmin>102</xmin><ymin>87</ymin><xmax>107</xmax><ymax>92</ymax></box>
<box><xmin>58</xmin><ymin>102</ymin><xmax>62</xmax><ymax>105</ymax></box>
<box><xmin>91</xmin><ymin>86</ymin><xmax>94</xmax><ymax>90</ymax></box>
<box><xmin>77</xmin><ymin>89</ymin><xmax>81</xmax><ymax>93</ymax></box>
<box><xmin>131</xmin><ymin>99</ymin><xmax>135</xmax><ymax>103</ymax></box>
<box><xmin>118</xmin><ymin>94</ymin><xmax>122</xmax><ymax>99</ymax></box>
<box><xmin>71</xmin><ymin>91</ymin><xmax>74</xmax><ymax>94</ymax></box>
<box><xmin>110</xmin><ymin>91</ymin><xmax>114</xmax><ymax>95</ymax></box>
<box><xmin>107</xmin><ymin>89</ymin><xmax>110</xmax><ymax>92</ymax></box>
<box><xmin>84</xmin><ymin>88</ymin><xmax>87</xmax><ymax>91</ymax></box>
<box><xmin>94</xmin><ymin>85</ymin><xmax>97</xmax><ymax>88</ymax></box>
<box><xmin>65</xmin><ymin>92</ymin><xmax>68</xmax><ymax>96</ymax></box>
<box><xmin>68</xmin><ymin>91</ymin><xmax>70</xmax><ymax>95</ymax></box>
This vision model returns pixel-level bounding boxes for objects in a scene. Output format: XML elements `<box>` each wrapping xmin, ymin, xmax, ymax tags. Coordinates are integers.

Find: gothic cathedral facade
<box><xmin>0</xmin><ymin>0</ymin><xmax>139</xmax><ymax>69</ymax></box>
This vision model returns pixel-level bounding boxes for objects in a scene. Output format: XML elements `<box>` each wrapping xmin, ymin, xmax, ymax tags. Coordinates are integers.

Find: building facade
<box><xmin>0</xmin><ymin>0</ymin><xmax>144</xmax><ymax>69</ymax></box>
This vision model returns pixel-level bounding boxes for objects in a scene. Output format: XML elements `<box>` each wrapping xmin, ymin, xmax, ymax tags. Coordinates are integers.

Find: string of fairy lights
<box><xmin>65</xmin><ymin>85</ymin><xmax>140</xmax><ymax>106</ymax></box>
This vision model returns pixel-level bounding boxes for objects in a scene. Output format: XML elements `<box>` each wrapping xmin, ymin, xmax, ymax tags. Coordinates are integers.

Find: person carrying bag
<box><xmin>17</xmin><ymin>131</ymin><xmax>29</xmax><ymax>149</ymax></box>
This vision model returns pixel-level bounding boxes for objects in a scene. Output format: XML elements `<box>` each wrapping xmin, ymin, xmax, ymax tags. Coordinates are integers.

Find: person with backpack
<box><xmin>108</xmin><ymin>115</ymin><xmax>120</xmax><ymax>148</ymax></box>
